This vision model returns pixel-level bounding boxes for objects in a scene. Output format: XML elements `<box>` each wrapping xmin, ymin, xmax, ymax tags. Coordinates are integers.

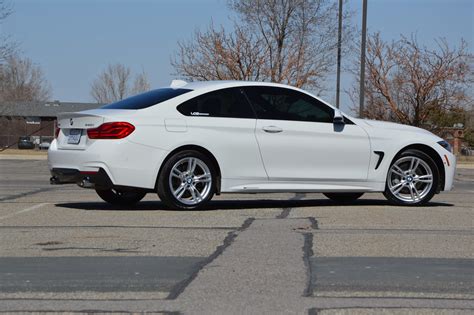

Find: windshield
<box><xmin>101</xmin><ymin>88</ymin><xmax>192</xmax><ymax>110</ymax></box>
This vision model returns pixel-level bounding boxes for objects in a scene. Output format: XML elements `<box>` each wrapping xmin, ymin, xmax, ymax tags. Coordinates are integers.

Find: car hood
<box><xmin>353</xmin><ymin>118</ymin><xmax>441</xmax><ymax>139</ymax></box>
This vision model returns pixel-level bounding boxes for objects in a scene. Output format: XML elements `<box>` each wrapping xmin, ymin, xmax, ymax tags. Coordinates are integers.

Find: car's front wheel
<box><xmin>95</xmin><ymin>188</ymin><xmax>147</xmax><ymax>206</ymax></box>
<box><xmin>383</xmin><ymin>149</ymin><xmax>439</xmax><ymax>206</ymax></box>
<box><xmin>157</xmin><ymin>150</ymin><xmax>216</xmax><ymax>210</ymax></box>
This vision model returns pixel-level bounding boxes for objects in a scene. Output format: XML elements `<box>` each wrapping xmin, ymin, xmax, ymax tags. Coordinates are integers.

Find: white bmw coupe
<box><xmin>48</xmin><ymin>80</ymin><xmax>456</xmax><ymax>209</ymax></box>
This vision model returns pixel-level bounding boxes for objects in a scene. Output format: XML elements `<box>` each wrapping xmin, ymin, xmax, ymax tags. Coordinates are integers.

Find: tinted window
<box><xmin>177</xmin><ymin>88</ymin><xmax>255</xmax><ymax>119</ymax></box>
<box><xmin>101</xmin><ymin>88</ymin><xmax>192</xmax><ymax>110</ymax></box>
<box><xmin>243</xmin><ymin>86</ymin><xmax>334</xmax><ymax>123</ymax></box>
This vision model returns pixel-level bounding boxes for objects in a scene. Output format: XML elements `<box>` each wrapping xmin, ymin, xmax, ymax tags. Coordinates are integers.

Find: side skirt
<box><xmin>220</xmin><ymin>178</ymin><xmax>385</xmax><ymax>193</ymax></box>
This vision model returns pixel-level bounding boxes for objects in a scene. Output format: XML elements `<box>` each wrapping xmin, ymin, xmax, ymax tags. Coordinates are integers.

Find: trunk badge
<box><xmin>70</xmin><ymin>118</ymin><xmax>74</xmax><ymax>126</ymax></box>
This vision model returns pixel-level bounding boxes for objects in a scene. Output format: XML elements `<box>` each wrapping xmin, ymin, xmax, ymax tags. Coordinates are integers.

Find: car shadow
<box><xmin>55</xmin><ymin>198</ymin><xmax>453</xmax><ymax>211</ymax></box>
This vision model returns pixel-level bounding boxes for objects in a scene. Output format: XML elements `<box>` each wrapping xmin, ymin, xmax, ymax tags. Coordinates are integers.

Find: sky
<box><xmin>2</xmin><ymin>0</ymin><xmax>473</xmax><ymax>114</ymax></box>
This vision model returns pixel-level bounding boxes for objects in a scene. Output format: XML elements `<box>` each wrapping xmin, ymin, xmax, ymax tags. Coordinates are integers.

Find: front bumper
<box><xmin>443</xmin><ymin>151</ymin><xmax>456</xmax><ymax>191</ymax></box>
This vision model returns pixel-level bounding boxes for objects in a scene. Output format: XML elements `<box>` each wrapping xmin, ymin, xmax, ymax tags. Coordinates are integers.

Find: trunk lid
<box><xmin>57</xmin><ymin>111</ymin><xmax>105</xmax><ymax>130</ymax></box>
<box><xmin>56</xmin><ymin>109</ymin><xmax>135</xmax><ymax>150</ymax></box>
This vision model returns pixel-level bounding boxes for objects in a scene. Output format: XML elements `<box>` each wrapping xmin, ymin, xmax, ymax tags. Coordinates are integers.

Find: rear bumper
<box><xmin>50</xmin><ymin>168</ymin><xmax>113</xmax><ymax>189</ymax></box>
<box><xmin>47</xmin><ymin>139</ymin><xmax>168</xmax><ymax>189</ymax></box>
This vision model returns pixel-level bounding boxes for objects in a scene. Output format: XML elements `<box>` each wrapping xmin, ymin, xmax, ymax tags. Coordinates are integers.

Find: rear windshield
<box><xmin>101</xmin><ymin>88</ymin><xmax>192</xmax><ymax>110</ymax></box>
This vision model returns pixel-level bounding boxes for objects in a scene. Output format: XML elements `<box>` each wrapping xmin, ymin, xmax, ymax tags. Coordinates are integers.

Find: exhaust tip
<box><xmin>78</xmin><ymin>177</ymin><xmax>95</xmax><ymax>189</ymax></box>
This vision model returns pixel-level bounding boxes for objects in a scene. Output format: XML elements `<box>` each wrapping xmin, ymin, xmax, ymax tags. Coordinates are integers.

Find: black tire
<box><xmin>157</xmin><ymin>150</ymin><xmax>217</xmax><ymax>210</ymax></box>
<box><xmin>383</xmin><ymin>149</ymin><xmax>439</xmax><ymax>206</ymax></box>
<box><xmin>95</xmin><ymin>188</ymin><xmax>146</xmax><ymax>206</ymax></box>
<box><xmin>324</xmin><ymin>192</ymin><xmax>364</xmax><ymax>203</ymax></box>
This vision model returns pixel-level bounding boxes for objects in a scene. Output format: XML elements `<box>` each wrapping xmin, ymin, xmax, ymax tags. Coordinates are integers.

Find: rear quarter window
<box><xmin>177</xmin><ymin>87</ymin><xmax>255</xmax><ymax>119</ymax></box>
<box><xmin>101</xmin><ymin>88</ymin><xmax>192</xmax><ymax>110</ymax></box>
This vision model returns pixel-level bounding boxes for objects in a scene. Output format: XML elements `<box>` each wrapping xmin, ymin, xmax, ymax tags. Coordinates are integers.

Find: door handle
<box><xmin>262</xmin><ymin>126</ymin><xmax>283</xmax><ymax>133</ymax></box>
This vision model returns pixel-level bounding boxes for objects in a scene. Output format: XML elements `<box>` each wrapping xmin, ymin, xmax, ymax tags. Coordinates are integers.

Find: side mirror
<box><xmin>333</xmin><ymin>109</ymin><xmax>345</xmax><ymax>124</ymax></box>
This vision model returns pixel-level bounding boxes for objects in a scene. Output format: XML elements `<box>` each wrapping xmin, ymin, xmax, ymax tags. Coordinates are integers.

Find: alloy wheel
<box><xmin>387</xmin><ymin>156</ymin><xmax>434</xmax><ymax>203</ymax></box>
<box><xmin>168</xmin><ymin>157</ymin><xmax>212</xmax><ymax>205</ymax></box>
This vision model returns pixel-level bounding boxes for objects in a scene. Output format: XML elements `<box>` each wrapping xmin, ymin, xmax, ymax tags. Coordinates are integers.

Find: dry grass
<box><xmin>0</xmin><ymin>148</ymin><xmax>47</xmax><ymax>155</ymax></box>
<box><xmin>457</xmin><ymin>155</ymin><xmax>474</xmax><ymax>163</ymax></box>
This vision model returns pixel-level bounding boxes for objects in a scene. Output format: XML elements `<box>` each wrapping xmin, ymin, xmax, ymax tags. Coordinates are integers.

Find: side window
<box><xmin>243</xmin><ymin>86</ymin><xmax>334</xmax><ymax>123</ymax></box>
<box><xmin>177</xmin><ymin>88</ymin><xmax>255</xmax><ymax>119</ymax></box>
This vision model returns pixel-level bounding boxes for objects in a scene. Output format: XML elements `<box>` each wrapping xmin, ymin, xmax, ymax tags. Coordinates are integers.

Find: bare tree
<box><xmin>0</xmin><ymin>0</ymin><xmax>10</xmax><ymax>20</ymax></box>
<box><xmin>0</xmin><ymin>55</ymin><xmax>51</xmax><ymax>102</ymax></box>
<box><xmin>0</xmin><ymin>3</ymin><xmax>50</xmax><ymax>103</ymax></box>
<box><xmin>0</xmin><ymin>0</ymin><xmax>18</xmax><ymax>62</ymax></box>
<box><xmin>172</xmin><ymin>0</ymin><xmax>352</xmax><ymax>92</ymax></box>
<box><xmin>350</xmin><ymin>33</ymin><xmax>472</xmax><ymax>131</ymax></box>
<box><xmin>173</xmin><ymin>24</ymin><xmax>267</xmax><ymax>82</ymax></box>
<box><xmin>90</xmin><ymin>63</ymin><xmax>151</xmax><ymax>103</ymax></box>
<box><xmin>132</xmin><ymin>70</ymin><xmax>151</xmax><ymax>95</ymax></box>
<box><xmin>91</xmin><ymin>64</ymin><xmax>131</xmax><ymax>103</ymax></box>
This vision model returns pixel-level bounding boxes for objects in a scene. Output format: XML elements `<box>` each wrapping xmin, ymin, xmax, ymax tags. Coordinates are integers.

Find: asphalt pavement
<box><xmin>0</xmin><ymin>158</ymin><xmax>472</xmax><ymax>314</ymax></box>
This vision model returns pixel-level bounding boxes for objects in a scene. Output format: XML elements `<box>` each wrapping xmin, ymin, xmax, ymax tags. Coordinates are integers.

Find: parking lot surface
<box><xmin>0</xmin><ymin>158</ymin><xmax>473</xmax><ymax>314</ymax></box>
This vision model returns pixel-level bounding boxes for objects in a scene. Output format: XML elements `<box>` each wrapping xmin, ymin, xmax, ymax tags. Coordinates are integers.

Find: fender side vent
<box><xmin>374</xmin><ymin>151</ymin><xmax>385</xmax><ymax>170</ymax></box>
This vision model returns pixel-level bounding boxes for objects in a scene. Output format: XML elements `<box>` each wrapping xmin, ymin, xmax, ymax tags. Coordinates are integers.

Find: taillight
<box><xmin>55</xmin><ymin>127</ymin><xmax>60</xmax><ymax>138</ymax></box>
<box><xmin>87</xmin><ymin>122</ymin><xmax>135</xmax><ymax>139</ymax></box>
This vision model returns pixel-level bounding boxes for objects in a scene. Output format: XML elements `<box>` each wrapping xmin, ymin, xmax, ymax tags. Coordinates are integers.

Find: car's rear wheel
<box><xmin>95</xmin><ymin>188</ymin><xmax>146</xmax><ymax>206</ymax></box>
<box><xmin>157</xmin><ymin>150</ymin><xmax>216</xmax><ymax>210</ymax></box>
<box><xmin>383</xmin><ymin>149</ymin><xmax>438</xmax><ymax>206</ymax></box>
<box><xmin>324</xmin><ymin>192</ymin><xmax>364</xmax><ymax>203</ymax></box>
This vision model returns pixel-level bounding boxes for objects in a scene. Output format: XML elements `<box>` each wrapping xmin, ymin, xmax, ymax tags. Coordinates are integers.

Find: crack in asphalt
<box><xmin>0</xmin><ymin>309</ymin><xmax>181</xmax><ymax>314</ymax></box>
<box><xmin>166</xmin><ymin>217</ymin><xmax>255</xmax><ymax>300</ymax></box>
<box><xmin>303</xmin><ymin>232</ymin><xmax>315</xmax><ymax>298</ymax></box>
<box><xmin>1</xmin><ymin>225</ymin><xmax>237</xmax><ymax>230</ymax></box>
<box><xmin>308</xmin><ymin>217</ymin><xmax>319</xmax><ymax>230</ymax></box>
<box><xmin>276</xmin><ymin>194</ymin><xmax>317</xmax><ymax>298</ymax></box>
<box><xmin>276</xmin><ymin>193</ymin><xmax>306</xmax><ymax>219</ymax></box>
<box><xmin>308</xmin><ymin>303</ymin><xmax>474</xmax><ymax>314</ymax></box>
<box><xmin>0</xmin><ymin>187</ymin><xmax>58</xmax><ymax>202</ymax></box>
<box><xmin>41</xmin><ymin>247</ymin><xmax>142</xmax><ymax>253</ymax></box>
<box><xmin>310</xmin><ymin>296</ymin><xmax>474</xmax><ymax>301</ymax></box>
<box><xmin>314</xmin><ymin>228</ymin><xmax>472</xmax><ymax>235</ymax></box>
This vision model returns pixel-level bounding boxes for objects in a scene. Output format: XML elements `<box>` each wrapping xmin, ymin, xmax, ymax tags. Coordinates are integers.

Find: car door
<box><xmin>176</xmin><ymin>87</ymin><xmax>268</xmax><ymax>182</ymax></box>
<box><xmin>243</xmin><ymin>86</ymin><xmax>371</xmax><ymax>182</ymax></box>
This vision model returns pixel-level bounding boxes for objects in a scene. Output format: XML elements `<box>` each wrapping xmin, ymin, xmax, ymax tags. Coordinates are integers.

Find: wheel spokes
<box><xmin>171</xmin><ymin>168</ymin><xmax>183</xmax><ymax>178</ymax></box>
<box><xmin>414</xmin><ymin>174</ymin><xmax>433</xmax><ymax>183</ymax></box>
<box><xmin>408</xmin><ymin>183</ymin><xmax>416</xmax><ymax>200</ymax></box>
<box><xmin>173</xmin><ymin>184</ymin><xmax>186</xmax><ymax>199</ymax></box>
<box><xmin>187</xmin><ymin>158</ymin><xmax>197</xmax><ymax>173</ymax></box>
<box><xmin>189</xmin><ymin>185</ymin><xmax>202</xmax><ymax>201</ymax></box>
<box><xmin>388</xmin><ymin>156</ymin><xmax>433</xmax><ymax>203</ymax></box>
<box><xmin>391</xmin><ymin>164</ymin><xmax>405</xmax><ymax>177</ymax></box>
<box><xmin>411</xmin><ymin>183</ymin><xmax>421</xmax><ymax>200</ymax></box>
<box><xmin>169</xmin><ymin>157</ymin><xmax>212</xmax><ymax>205</ymax></box>
<box><xmin>194</xmin><ymin>173</ymin><xmax>211</xmax><ymax>183</ymax></box>
<box><xmin>412</xmin><ymin>158</ymin><xmax>420</xmax><ymax>173</ymax></box>
<box><xmin>409</xmin><ymin>157</ymin><xmax>419</xmax><ymax>174</ymax></box>
<box><xmin>390</xmin><ymin>181</ymin><xmax>406</xmax><ymax>195</ymax></box>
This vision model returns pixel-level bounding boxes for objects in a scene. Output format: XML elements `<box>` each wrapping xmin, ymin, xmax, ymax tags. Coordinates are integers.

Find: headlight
<box><xmin>437</xmin><ymin>140</ymin><xmax>452</xmax><ymax>153</ymax></box>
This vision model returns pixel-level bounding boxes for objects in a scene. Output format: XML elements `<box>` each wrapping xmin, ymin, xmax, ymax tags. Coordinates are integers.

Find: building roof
<box><xmin>0</xmin><ymin>101</ymin><xmax>102</xmax><ymax>118</ymax></box>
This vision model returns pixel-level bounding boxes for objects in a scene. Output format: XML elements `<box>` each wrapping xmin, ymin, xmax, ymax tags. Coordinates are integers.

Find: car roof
<box><xmin>177</xmin><ymin>80</ymin><xmax>302</xmax><ymax>91</ymax></box>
